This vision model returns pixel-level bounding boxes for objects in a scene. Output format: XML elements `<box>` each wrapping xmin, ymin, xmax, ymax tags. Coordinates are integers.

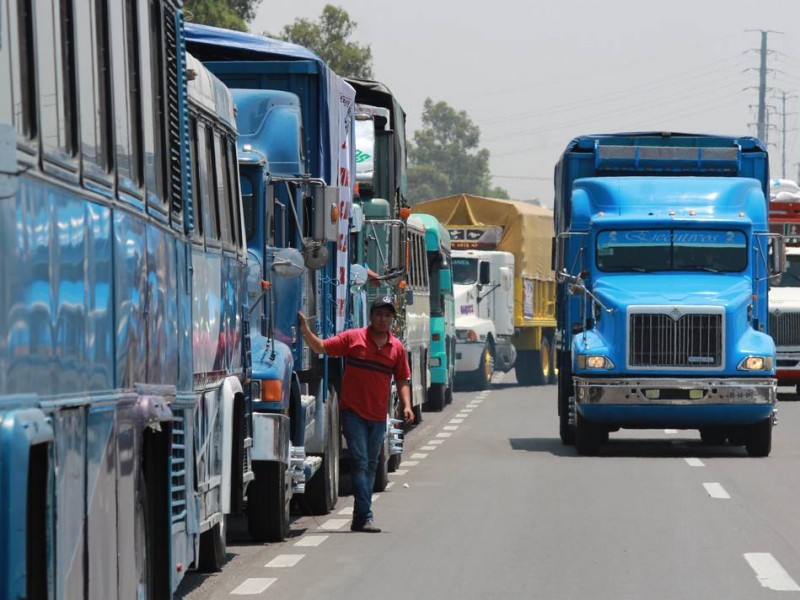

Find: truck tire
<box><xmin>699</xmin><ymin>428</ymin><xmax>727</xmax><ymax>445</ymax></box>
<box><xmin>574</xmin><ymin>412</ymin><xmax>607</xmax><ymax>456</ymax></box>
<box><xmin>198</xmin><ymin>519</ymin><xmax>227</xmax><ymax>572</ymax></box>
<box><xmin>515</xmin><ymin>350</ymin><xmax>534</xmax><ymax>386</ymax></box>
<box><xmin>305</xmin><ymin>388</ymin><xmax>340</xmax><ymax>514</ymax></box>
<box><xmin>473</xmin><ymin>343</ymin><xmax>494</xmax><ymax>390</ymax></box>
<box><xmin>426</xmin><ymin>383</ymin><xmax>446</xmax><ymax>412</ymax></box>
<box><xmin>247</xmin><ymin>461</ymin><xmax>290</xmax><ymax>542</ymax></box>
<box><xmin>745</xmin><ymin>417</ymin><xmax>772</xmax><ymax>457</ymax></box>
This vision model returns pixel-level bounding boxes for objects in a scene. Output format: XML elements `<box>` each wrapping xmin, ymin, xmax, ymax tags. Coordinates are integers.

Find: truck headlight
<box><xmin>737</xmin><ymin>356</ymin><xmax>773</xmax><ymax>371</ymax></box>
<box><xmin>577</xmin><ymin>355</ymin><xmax>615</xmax><ymax>369</ymax></box>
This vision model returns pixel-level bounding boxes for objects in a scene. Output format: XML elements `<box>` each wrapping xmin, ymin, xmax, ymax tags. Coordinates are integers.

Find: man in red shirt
<box><xmin>298</xmin><ymin>296</ymin><xmax>413</xmax><ymax>532</ymax></box>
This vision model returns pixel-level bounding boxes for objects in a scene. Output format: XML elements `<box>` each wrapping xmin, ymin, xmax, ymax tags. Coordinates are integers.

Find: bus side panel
<box><xmin>114</xmin><ymin>212</ymin><xmax>148</xmax><ymax>389</ymax></box>
<box><xmin>54</xmin><ymin>408</ymin><xmax>88</xmax><ymax>599</ymax></box>
<box><xmin>87</xmin><ymin>403</ymin><xmax>119</xmax><ymax>600</ymax></box>
<box><xmin>146</xmin><ymin>224</ymin><xmax>181</xmax><ymax>386</ymax></box>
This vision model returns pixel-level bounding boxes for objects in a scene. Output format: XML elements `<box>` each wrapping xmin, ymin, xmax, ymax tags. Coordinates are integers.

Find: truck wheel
<box><xmin>699</xmin><ymin>428</ymin><xmax>726</xmax><ymax>445</ymax></box>
<box><xmin>745</xmin><ymin>417</ymin><xmax>772</xmax><ymax>457</ymax></box>
<box><xmin>473</xmin><ymin>343</ymin><xmax>494</xmax><ymax>390</ymax></box>
<box><xmin>247</xmin><ymin>461</ymin><xmax>290</xmax><ymax>542</ymax></box>
<box><xmin>538</xmin><ymin>337</ymin><xmax>553</xmax><ymax>385</ymax></box>
<box><xmin>515</xmin><ymin>350</ymin><xmax>534</xmax><ymax>386</ymax></box>
<box><xmin>305</xmin><ymin>388</ymin><xmax>340</xmax><ymax>514</ymax></box>
<box><xmin>198</xmin><ymin>519</ymin><xmax>227</xmax><ymax>572</ymax></box>
<box><xmin>575</xmin><ymin>412</ymin><xmax>607</xmax><ymax>456</ymax></box>
<box><xmin>546</xmin><ymin>335</ymin><xmax>558</xmax><ymax>385</ymax></box>
<box><xmin>426</xmin><ymin>383</ymin><xmax>446</xmax><ymax>412</ymax></box>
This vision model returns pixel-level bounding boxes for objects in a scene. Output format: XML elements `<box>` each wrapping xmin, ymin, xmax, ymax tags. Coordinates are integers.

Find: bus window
<box><xmin>74</xmin><ymin>0</ymin><xmax>113</xmax><ymax>180</ymax></box>
<box><xmin>214</xmin><ymin>132</ymin><xmax>232</xmax><ymax>247</ymax></box>
<box><xmin>140</xmin><ymin>0</ymin><xmax>167</xmax><ymax>211</ymax></box>
<box><xmin>6</xmin><ymin>0</ymin><xmax>38</xmax><ymax>141</ymax></box>
<box><xmin>189</xmin><ymin>117</ymin><xmax>203</xmax><ymax>240</ymax></box>
<box><xmin>202</xmin><ymin>125</ymin><xmax>219</xmax><ymax>243</ymax></box>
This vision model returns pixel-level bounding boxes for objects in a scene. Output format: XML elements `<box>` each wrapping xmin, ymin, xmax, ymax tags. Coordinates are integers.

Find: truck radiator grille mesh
<box><xmin>629</xmin><ymin>313</ymin><xmax>722</xmax><ymax>367</ymax></box>
<box><xmin>769</xmin><ymin>312</ymin><xmax>800</xmax><ymax>347</ymax></box>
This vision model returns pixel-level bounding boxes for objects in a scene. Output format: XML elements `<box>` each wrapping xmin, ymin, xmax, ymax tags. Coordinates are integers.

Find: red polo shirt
<box><xmin>324</xmin><ymin>327</ymin><xmax>411</xmax><ymax>422</ymax></box>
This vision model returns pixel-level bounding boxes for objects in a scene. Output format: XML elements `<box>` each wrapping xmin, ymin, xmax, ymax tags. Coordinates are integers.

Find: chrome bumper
<box><xmin>574</xmin><ymin>377</ymin><xmax>777</xmax><ymax>405</ymax></box>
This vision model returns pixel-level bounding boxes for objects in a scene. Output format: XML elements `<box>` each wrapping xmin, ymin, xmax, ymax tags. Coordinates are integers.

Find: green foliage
<box><xmin>487</xmin><ymin>186</ymin><xmax>510</xmax><ymax>200</ymax></box>
<box><xmin>184</xmin><ymin>0</ymin><xmax>262</xmax><ymax>31</ymax></box>
<box><xmin>272</xmin><ymin>5</ymin><xmax>373</xmax><ymax>78</ymax></box>
<box><xmin>407</xmin><ymin>98</ymin><xmax>509</xmax><ymax>204</ymax></box>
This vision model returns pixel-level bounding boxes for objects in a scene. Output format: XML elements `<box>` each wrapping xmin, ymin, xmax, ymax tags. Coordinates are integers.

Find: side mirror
<box><xmin>388</xmin><ymin>223</ymin><xmax>404</xmax><ymax>271</ymax></box>
<box><xmin>769</xmin><ymin>234</ymin><xmax>786</xmax><ymax>281</ymax></box>
<box><xmin>271</xmin><ymin>247</ymin><xmax>306</xmax><ymax>279</ymax></box>
<box><xmin>312</xmin><ymin>185</ymin><xmax>340</xmax><ymax>242</ymax></box>
<box><xmin>302</xmin><ymin>241</ymin><xmax>329</xmax><ymax>271</ymax></box>
<box><xmin>350</xmin><ymin>264</ymin><xmax>368</xmax><ymax>287</ymax></box>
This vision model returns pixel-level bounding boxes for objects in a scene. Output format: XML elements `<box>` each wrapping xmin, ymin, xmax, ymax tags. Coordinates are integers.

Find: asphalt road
<box><xmin>176</xmin><ymin>376</ymin><xmax>800</xmax><ymax>599</ymax></box>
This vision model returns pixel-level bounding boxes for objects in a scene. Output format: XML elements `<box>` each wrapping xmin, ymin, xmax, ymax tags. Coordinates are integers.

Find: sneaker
<box><xmin>351</xmin><ymin>519</ymin><xmax>381</xmax><ymax>533</ymax></box>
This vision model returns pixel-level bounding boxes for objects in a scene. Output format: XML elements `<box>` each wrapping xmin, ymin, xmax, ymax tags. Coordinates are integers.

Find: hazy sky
<box><xmin>252</xmin><ymin>0</ymin><xmax>800</xmax><ymax>206</ymax></box>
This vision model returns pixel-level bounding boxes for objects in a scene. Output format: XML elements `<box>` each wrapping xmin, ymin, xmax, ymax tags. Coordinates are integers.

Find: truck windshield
<box><xmin>452</xmin><ymin>257</ymin><xmax>478</xmax><ymax>284</ymax></box>
<box><xmin>772</xmin><ymin>253</ymin><xmax>800</xmax><ymax>287</ymax></box>
<box><xmin>596</xmin><ymin>229</ymin><xmax>747</xmax><ymax>273</ymax></box>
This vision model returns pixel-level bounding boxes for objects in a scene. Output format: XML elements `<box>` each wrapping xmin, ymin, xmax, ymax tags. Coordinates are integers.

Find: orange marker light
<box><xmin>399</xmin><ymin>207</ymin><xmax>411</xmax><ymax>220</ymax></box>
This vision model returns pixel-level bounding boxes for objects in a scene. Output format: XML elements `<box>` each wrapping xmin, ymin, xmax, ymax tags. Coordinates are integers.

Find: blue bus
<box><xmin>0</xmin><ymin>2</ymin><xmax>251</xmax><ymax>597</ymax></box>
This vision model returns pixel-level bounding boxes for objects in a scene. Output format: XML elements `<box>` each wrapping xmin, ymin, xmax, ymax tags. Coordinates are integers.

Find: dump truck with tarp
<box><xmin>413</xmin><ymin>195</ymin><xmax>556</xmax><ymax>388</ymax></box>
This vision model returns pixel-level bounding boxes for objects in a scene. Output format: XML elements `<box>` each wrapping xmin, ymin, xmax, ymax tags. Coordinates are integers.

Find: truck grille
<box><xmin>629</xmin><ymin>312</ymin><xmax>723</xmax><ymax>368</ymax></box>
<box><xmin>769</xmin><ymin>312</ymin><xmax>800</xmax><ymax>347</ymax></box>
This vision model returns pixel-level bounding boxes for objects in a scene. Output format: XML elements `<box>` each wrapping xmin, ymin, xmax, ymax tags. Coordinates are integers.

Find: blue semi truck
<box><xmin>553</xmin><ymin>133</ymin><xmax>785</xmax><ymax>456</ymax></box>
<box><xmin>186</xmin><ymin>25</ymin><xmax>355</xmax><ymax>541</ymax></box>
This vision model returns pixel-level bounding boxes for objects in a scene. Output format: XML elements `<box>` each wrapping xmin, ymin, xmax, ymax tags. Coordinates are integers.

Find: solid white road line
<box><xmin>230</xmin><ymin>578</ymin><xmax>277</xmax><ymax>595</ymax></box>
<box><xmin>265</xmin><ymin>554</ymin><xmax>304</xmax><ymax>568</ymax></box>
<box><xmin>703</xmin><ymin>482</ymin><xmax>730</xmax><ymax>499</ymax></box>
<box><xmin>744</xmin><ymin>553</ymin><xmax>800</xmax><ymax>591</ymax></box>
<box><xmin>685</xmin><ymin>458</ymin><xmax>705</xmax><ymax>467</ymax></box>
<box><xmin>664</xmin><ymin>429</ymin><xmax>678</xmax><ymax>434</ymax></box>
<box><xmin>295</xmin><ymin>535</ymin><xmax>328</xmax><ymax>547</ymax></box>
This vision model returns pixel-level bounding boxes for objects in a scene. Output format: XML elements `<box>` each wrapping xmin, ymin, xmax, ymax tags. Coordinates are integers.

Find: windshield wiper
<box><xmin>682</xmin><ymin>265</ymin><xmax>720</xmax><ymax>273</ymax></box>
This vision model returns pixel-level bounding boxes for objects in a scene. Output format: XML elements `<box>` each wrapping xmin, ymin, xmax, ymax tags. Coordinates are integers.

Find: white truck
<box><xmin>768</xmin><ymin>179</ymin><xmax>800</xmax><ymax>394</ymax></box>
<box><xmin>451</xmin><ymin>249</ymin><xmax>516</xmax><ymax>389</ymax></box>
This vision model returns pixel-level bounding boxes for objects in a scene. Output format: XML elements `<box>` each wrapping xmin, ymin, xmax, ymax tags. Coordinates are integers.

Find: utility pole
<box><xmin>746</xmin><ymin>30</ymin><xmax>782</xmax><ymax>143</ymax></box>
<box><xmin>780</xmin><ymin>91</ymin><xmax>797</xmax><ymax>179</ymax></box>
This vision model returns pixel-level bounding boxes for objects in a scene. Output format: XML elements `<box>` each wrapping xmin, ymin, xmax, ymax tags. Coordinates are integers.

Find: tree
<box><xmin>407</xmin><ymin>98</ymin><xmax>509</xmax><ymax>204</ymax></box>
<box><xmin>184</xmin><ymin>0</ymin><xmax>264</xmax><ymax>31</ymax></box>
<box><xmin>272</xmin><ymin>5</ymin><xmax>373</xmax><ymax>78</ymax></box>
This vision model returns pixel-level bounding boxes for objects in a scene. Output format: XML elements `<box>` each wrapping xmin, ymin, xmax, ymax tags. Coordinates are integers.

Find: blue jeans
<box><xmin>341</xmin><ymin>409</ymin><xmax>387</xmax><ymax>523</ymax></box>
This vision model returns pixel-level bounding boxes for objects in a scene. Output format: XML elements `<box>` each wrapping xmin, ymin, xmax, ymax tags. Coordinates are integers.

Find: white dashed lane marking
<box><xmin>265</xmin><ymin>554</ymin><xmax>304</xmax><ymax>568</ymax></box>
<box><xmin>295</xmin><ymin>535</ymin><xmax>328</xmax><ymax>547</ymax></box>
<box><xmin>436</xmin><ymin>432</ymin><xmax>453</xmax><ymax>438</ymax></box>
<box><xmin>385</xmin><ymin>481</ymin><xmax>395</xmax><ymax>489</ymax></box>
<box><xmin>400</xmin><ymin>461</ymin><xmax>419</xmax><ymax>467</ymax></box>
<box><xmin>745</xmin><ymin>553</ymin><xmax>800</xmax><ymax>591</ymax></box>
<box><xmin>703</xmin><ymin>482</ymin><xmax>730</xmax><ymax>499</ymax></box>
<box><xmin>411</xmin><ymin>453</ymin><xmax>428</xmax><ymax>459</ymax></box>
<box><xmin>449</xmin><ymin>418</ymin><xmax>464</xmax><ymax>424</ymax></box>
<box><xmin>320</xmin><ymin>519</ymin><xmax>349</xmax><ymax>530</ymax></box>
<box><xmin>421</xmin><ymin>446</ymin><xmax>437</xmax><ymax>451</ymax></box>
<box><xmin>393</xmin><ymin>469</ymin><xmax>408</xmax><ymax>475</ymax></box>
<box><xmin>443</xmin><ymin>425</ymin><xmax>458</xmax><ymax>431</ymax></box>
<box><xmin>428</xmin><ymin>439</ymin><xmax>445</xmax><ymax>445</ymax></box>
<box><xmin>230</xmin><ymin>578</ymin><xmax>277</xmax><ymax>595</ymax></box>
<box><xmin>685</xmin><ymin>458</ymin><xmax>705</xmax><ymax>467</ymax></box>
